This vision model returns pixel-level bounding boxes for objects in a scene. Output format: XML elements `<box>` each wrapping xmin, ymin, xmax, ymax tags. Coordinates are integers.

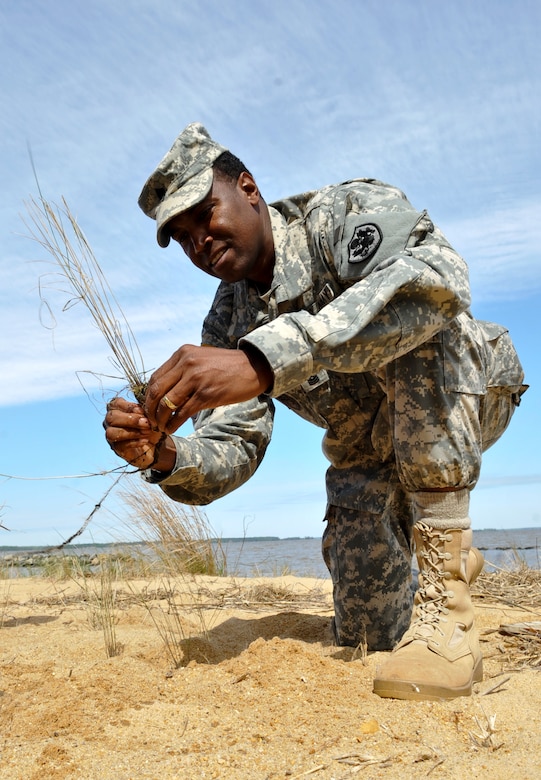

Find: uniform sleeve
<box><xmin>240</xmin><ymin>189</ymin><xmax>472</xmax><ymax>398</ymax></box>
<box><xmin>143</xmin><ymin>394</ymin><xmax>275</xmax><ymax>505</ymax></box>
<box><xmin>142</xmin><ymin>283</ymin><xmax>275</xmax><ymax>505</ymax></box>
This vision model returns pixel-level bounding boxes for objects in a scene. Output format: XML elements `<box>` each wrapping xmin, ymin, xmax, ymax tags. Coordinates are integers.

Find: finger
<box><xmin>163</xmin><ymin>410</ymin><xmax>189</xmax><ymax>434</ymax></box>
<box><xmin>144</xmin><ymin>375</ymin><xmax>181</xmax><ymax>426</ymax></box>
<box><xmin>106</xmin><ymin>396</ymin><xmax>142</xmax><ymax>414</ymax></box>
<box><xmin>149</xmin><ymin>343</ymin><xmax>198</xmax><ymax>381</ymax></box>
<box><xmin>104</xmin><ymin>409</ymin><xmax>151</xmax><ymax>431</ymax></box>
<box><xmin>152</xmin><ymin>392</ymin><xmax>187</xmax><ymax>432</ymax></box>
<box><xmin>105</xmin><ymin>427</ymin><xmax>150</xmax><ymax>447</ymax></box>
<box><xmin>162</xmin><ymin>396</ymin><xmax>203</xmax><ymax>434</ymax></box>
<box><xmin>144</xmin><ymin>346</ymin><xmax>198</xmax><ymax>423</ymax></box>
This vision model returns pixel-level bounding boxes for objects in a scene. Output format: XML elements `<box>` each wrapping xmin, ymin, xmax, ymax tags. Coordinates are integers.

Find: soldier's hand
<box><xmin>143</xmin><ymin>344</ymin><xmax>273</xmax><ymax>434</ymax></box>
<box><xmin>104</xmin><ymin>397</ymin><xmax>171</xmax><ymax>470</ymax></box>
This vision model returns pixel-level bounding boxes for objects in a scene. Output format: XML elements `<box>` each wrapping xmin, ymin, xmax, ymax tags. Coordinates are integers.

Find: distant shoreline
<box><xmin>1</xmin><ymin>526</ymin><xmax>540</xmax><ymax>554</ymax></box>
<box><xmin>0</xmin><ymin>536</ymin><xmax>293</xmax><ymax>553</ymax></box>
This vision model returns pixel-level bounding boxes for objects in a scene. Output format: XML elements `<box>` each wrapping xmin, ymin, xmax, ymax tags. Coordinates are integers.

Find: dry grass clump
<box><xmin>24</xmin><ymin>194</ymin><xmax>147</xmax><ymax>402</ymax></box>
<box><xmin>132</xmin><ymin>578</ymin><xmax>194</xmax><ymax>668</ymax></box>
<box><xmin>62</xmin><ymin>556</ymin><xmax>123</xmax><ymax>658</ymax></box>
<box><xmin>473</xmin><ymin>561</ymin><xmax>541</xmax><ymax>612</ymax></box>
<box><xmin>211</xmin><ymin>581</ymin><xmax>329</xmax><ymax>611</ymax></box>
<box><xmin>474</xmin><ymin>562</ymin><xmax>541</xmax><ymax>670</ymax></box>
<box><xmin>497</xmin><ymin>621</ymin><xmax>541</xmax><ymax>670</ymax></box>
<box><xmin>121</xmin><ymin>478</ymin><xmax>226</xmax><ymax>577</ymax></box>
<box><xmin>0</xmin><ymin>581</ymin><xmax>12</xmax><ymax>628</ymax></box>
<box><xmin>0</xmin><ymin>559</ymin><xmax>14</xmax><ymax>580</ymax></box>
<box><xmin>91</xmin><ymin>558</ymin><xmax>123</xmax><ymax>658</ymax></box>
<box><xmin>39</xmin><ymin>550</ymin><xmax>152</xmax><ymax>581</ymax></box>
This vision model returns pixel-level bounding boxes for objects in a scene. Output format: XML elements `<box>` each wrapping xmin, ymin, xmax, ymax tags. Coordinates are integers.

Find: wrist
<box><xmin>240</xmin><ymin>343</ymin><xmax>274</xmax><ymax>394</ymax></box>
<box><xmin>150</xmin><ymin>435</ymin><xmax>176</xmax><ymax>474</ymax></box>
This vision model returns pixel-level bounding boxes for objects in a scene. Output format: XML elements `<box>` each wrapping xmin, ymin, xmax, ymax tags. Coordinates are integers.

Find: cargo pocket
<box><xmin>480</xmin><ymin>385</ymin><xmax>526</xmax><ymax>451</ymax></box>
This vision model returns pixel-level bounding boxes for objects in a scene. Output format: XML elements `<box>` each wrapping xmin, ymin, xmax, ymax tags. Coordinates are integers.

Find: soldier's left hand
<box><xmin>143</xmin><ymin>344</ymin><xmax>273</xmax><ymax>433</ymax></box>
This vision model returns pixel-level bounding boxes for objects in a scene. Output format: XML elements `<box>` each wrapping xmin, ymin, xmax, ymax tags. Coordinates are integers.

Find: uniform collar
<box><xmin>266</xmin><ymin>205</ymin><xmax>313</xmax><ymax>307</ymax></box>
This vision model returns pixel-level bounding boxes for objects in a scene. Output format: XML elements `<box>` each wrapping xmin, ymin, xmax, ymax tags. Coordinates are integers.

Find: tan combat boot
<box><xmin>372</xmin><ymin>523</ymin><xmax>483</xmax><ymax>700</ymax></box>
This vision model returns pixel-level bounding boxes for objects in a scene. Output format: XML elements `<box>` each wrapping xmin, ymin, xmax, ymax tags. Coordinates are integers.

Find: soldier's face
<box><xmin>167</xmin><ymin>173</ymin><xmax>273</xmax><ymax>286</ymax></box>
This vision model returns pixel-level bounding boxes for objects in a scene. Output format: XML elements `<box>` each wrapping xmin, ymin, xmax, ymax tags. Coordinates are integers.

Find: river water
<box><xmin>2</xmin><ymin>527</ymin><xmax>539</xmax><ymax>577</ymax></box>
<box><xmin>224</xmin><ymin>528</ymin><xmax>541</xmax><ymax>577</ymax></box>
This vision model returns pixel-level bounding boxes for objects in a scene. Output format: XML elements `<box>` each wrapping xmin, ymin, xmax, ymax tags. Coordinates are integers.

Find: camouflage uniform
<box><xmin>146</xmin><ymin>178</ymin><xmax>526</xmax><ymax>650</ymax></box>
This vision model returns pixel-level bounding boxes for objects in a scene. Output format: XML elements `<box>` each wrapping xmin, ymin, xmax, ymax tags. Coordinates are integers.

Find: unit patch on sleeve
<box><xmin>347</xmin><ymin>223</ymin><xmax>382</xmax><ymax>263</ymax></box>
<box><xmin>338</xmin><ymin>210</ymin><xmax>424</xmax><ymax>281</ymax></box>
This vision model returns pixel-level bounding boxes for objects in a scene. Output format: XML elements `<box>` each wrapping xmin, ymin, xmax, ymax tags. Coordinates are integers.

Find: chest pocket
<box><xmin>338</xmin><ymin>210</ymin><xmax>424</xmax><ymax>281</ymax></box>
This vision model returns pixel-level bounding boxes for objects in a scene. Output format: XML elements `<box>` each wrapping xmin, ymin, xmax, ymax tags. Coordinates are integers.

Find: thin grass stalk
<box><xmin>98</xmin><ymin>559</ymin><xmax>122</xmax><ymax>658</ymax></box>
<box><xmin>0</xmin><ymin>581</ymin><xmax>12</xmax><ymax>628</ymax></box>
<box><xmin>24</xmin><ymin>195</ymin><xmax>147</xmax><ymax>402</ymax></box>
<box><xmin>123</xmin><ymin>576</ymin><xmax>205</xmax><ymax>668</ymax></box>
<box><xmin>121</xmin><ymin>479</ymin><xmax>226</xmax><ymax>577</ymax></box>
<box><xmin>69</xmin><ymin>556</ymin><xmax>122</xmax><ymax>657</ymax></box>
<box><xmin>137</xmin><ymin>581</ymin><xmax>187</xmax><ymax>668</ymax></box>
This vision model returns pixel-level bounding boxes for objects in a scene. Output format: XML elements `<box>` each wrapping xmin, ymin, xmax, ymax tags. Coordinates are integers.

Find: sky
<box><xmin>1</xmin><ymin>0</ymin><xmax>540</xmax><ymax>547</ymax></box>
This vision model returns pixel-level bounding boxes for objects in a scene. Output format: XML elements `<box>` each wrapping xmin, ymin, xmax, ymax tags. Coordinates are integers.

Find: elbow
<box><xmin>441</xmin><ymin>284</ymin><xmax>471</xmax><ymax>322</ymax></box>
<box><xmin>418</xmin><ymin>257</ymin><xmax>472</xmax><ymax>326</ymax></box>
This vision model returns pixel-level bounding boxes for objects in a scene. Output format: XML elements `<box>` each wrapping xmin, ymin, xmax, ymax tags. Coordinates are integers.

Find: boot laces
<box><xmin>408</xmin><ymin>524</ymin><xmax>453</xmax><ymax>641</ymax></box>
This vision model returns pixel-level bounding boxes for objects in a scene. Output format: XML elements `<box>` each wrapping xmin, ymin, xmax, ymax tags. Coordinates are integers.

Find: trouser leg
<box><xmin>384</xmin><ymin>334</ymin><xmax>483</xmax><ymax>492</ymax></box>
<box><xmin>384</xmin><ymin>320</ymin><xmax>526</xmax><ymax>492</ymax></box>
<box><xmin>373</xmin><ymin>336</ymin><xmax>484</xmax><ymax>698</ymax></box>
<box><xmin>322</xmin><ymin>478</ymin><xmax>414</xmax><ymax>651</ymax></box>
<box><xmin>373</xmin><ymin>322</ymin><xmax>525</xmax><ymax>699</ymax></box>
<box><xmin>321</xmin><ymin>319</ymin><xmax>524</xmax><ymax>658</ymax></box>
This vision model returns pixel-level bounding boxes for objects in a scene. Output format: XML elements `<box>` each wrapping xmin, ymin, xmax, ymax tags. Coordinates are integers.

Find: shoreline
<box><xmin>2</xmin><ymin>524</ymin><xmax>540</xmax><ymax>553</ymax></box>
<box><xmin>1</xmin><ymin>526</ymin><xmax>540</xmax><ymax>575</ymax></box>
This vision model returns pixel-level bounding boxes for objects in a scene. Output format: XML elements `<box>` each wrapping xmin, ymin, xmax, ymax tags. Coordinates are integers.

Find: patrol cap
<box><xmin>138</xmin><ymin>123</ymin><xmax>228</xmax><ymax>247</ymax></box>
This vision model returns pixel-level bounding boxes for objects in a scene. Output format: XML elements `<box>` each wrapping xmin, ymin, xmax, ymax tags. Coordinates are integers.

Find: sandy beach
<box><xmin>1</xmin><ymin>570</ymin><xmax>540</xmax><ymax>779</ymax></box>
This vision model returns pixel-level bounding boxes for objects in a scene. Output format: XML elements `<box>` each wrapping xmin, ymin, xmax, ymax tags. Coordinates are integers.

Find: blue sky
<box><xmin>1</xmin><ymin>0</ymin><xmax>540</xmax><ymax>547</ymax></box>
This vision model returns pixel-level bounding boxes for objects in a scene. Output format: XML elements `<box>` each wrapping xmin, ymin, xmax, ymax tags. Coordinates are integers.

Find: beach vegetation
<box><xmin>69</xmin><ymin>555</ymin><xmax>122</xmax><ymax>658</ymax></box>
<box><xmin>120</xmin><ymin>477</ymin><xmax>226</xmax><ymax>577</ymax></box>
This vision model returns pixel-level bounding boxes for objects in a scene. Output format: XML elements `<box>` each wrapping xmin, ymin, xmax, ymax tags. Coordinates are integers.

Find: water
<box><xmin>224</xmin><ymin>528</ymin><xmax>541</xmax><ymax>577</ymax></box>
<box><xmin>225</xmin><ymin>538</ymin><xmax>328</xmax><ymax>578</ymax></box>
<box><xmin>2</xmin><ymin>527</ymin><xmax>539</xmax><ymax>577</ymax></box>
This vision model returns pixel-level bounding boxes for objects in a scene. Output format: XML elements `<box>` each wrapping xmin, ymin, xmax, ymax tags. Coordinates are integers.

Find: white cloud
<box><xmin>441</xmin><ymin>199</ymin><xmax>541</xmax><ymax>302</ymax></box>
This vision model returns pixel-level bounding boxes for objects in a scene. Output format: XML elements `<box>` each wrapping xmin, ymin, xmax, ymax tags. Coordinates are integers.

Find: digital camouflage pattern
<box><xmin>138</xmin><ymin>123</ymin><xmax>227</xmax><ymax>247</ymax></box>
<box><xmin>144</xmin><ymin>177</ymin><xmax>526</xmax><ymax>648</ymax></box>
<box><xmin>322</xmin><ymin>498</ymin><xmax>414</xmax><ymax>650</ymax></box>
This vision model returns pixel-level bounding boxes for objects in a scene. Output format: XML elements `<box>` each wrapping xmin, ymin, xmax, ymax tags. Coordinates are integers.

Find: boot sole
<box><xmin>373</xmin><ymin>657</ymin><xmax>483</xmax><ymax>701</ymax></box>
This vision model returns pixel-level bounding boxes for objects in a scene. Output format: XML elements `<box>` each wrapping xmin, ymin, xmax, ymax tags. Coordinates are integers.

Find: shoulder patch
<box><xmin>347</xmin><ymin>223</ymin><xmax>382</xmax><ymax>263</ymax></box>
<box><xmin>337</xmin><ymin>210</ymin><xmax>423</xmax><ymax>281</ymax></box>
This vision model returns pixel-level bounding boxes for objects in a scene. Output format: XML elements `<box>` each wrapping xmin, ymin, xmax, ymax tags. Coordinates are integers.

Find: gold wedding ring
<box><xmin>162</xmin><ymin>395</ymin><xmax>178</xmax><ymax>411</ymax></box>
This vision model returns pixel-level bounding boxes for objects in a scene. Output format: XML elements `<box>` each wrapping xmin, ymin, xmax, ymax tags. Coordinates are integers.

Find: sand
<box><xmin>1</xmin><ymin>572</ymin><xmax>540</xmax><ymax>779</ymax></box>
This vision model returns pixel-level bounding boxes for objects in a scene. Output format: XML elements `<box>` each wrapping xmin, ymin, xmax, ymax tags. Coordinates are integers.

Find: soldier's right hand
<box><xmin>103</xmin><ymin>397</ymin><xmax>163</xmax><ymax>470</ymax></box>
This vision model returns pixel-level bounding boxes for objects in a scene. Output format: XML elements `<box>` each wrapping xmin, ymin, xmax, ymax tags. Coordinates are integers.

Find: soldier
<box><xmin>104</xmin><ymin>123</ymin><xmax>527</xmax><ymax>700</ymax></box>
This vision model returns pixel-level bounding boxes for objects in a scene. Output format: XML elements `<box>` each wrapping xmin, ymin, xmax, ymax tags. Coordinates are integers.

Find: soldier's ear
<box><xmin>238</xmin><ymin>172</ymin><xmax>260</xmax><ymax>204</ymax></box>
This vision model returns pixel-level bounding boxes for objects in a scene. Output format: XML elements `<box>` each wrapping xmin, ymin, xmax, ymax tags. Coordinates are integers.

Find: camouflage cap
<box><xmin>138</xmin><ymin>123</ymin><xmax>228</xmax><ymax>247</ymax></box>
